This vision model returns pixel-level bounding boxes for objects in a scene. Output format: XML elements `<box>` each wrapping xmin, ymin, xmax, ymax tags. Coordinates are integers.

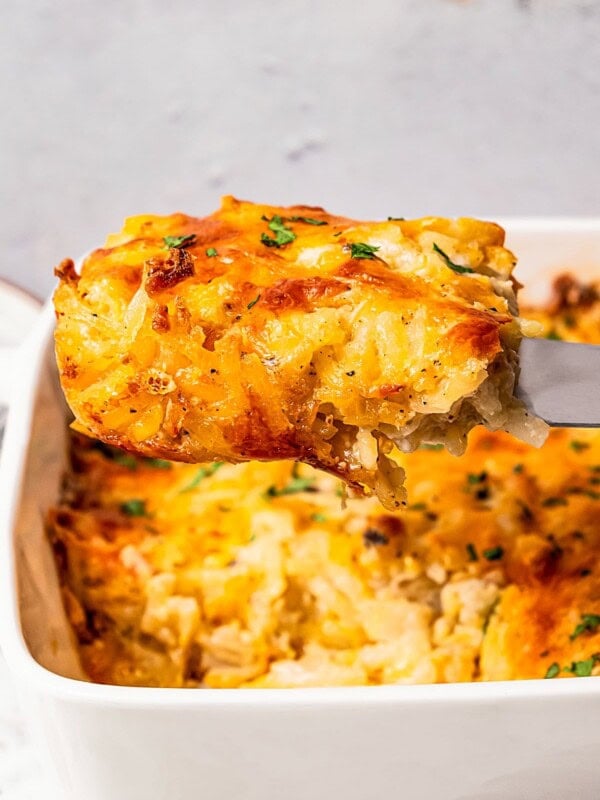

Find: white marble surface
<box><xmin>1</xmin><ymin>0</ymin><xmax>600</xmax><ymax>298</ymax></box>
<box><xmin>0</xmin><ymin>654</ymin><xmax>45</xmax><ymax>799</ymax></box>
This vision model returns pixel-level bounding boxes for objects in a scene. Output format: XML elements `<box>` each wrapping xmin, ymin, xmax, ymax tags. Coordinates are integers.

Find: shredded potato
<box><xmin>53</xmin><ymin>198</ymin><xmax>546</xmax><ymax>509</ymax></box>
<box><xmin>48</xmin><ymin>275</ymin><xmax>600</xmax><ymax>687</ymax></box>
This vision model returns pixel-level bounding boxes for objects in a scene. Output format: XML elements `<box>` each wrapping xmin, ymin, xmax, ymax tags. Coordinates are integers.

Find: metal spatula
<box><xmin>517</xmin><ymin>338</ymin><xmax>600</xmax><ymax>428</ymax></box>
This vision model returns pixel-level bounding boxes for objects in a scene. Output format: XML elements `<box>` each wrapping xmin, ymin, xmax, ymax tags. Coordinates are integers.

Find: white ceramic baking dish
<box><xmin>2</xmin><ymin>220</ymin><xmax>600</xmax><ymax>800</ymax></box>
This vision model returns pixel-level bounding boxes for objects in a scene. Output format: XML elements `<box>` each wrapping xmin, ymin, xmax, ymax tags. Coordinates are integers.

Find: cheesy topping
<box><xmin>53</xmin><ymin>198</ymin><xmax>546</xmax><ymax>509</ymax></box>
<box><xmin>48</xmin><ymin>275</ymin><xmax>600</xmax><ymax>687</ymax></box>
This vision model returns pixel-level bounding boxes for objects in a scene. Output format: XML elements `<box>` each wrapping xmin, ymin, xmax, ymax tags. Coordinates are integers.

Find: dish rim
<box><xmin>3</xmin><ymin>216</ymin><xmax>600</xmax><ymax>707</ymax></box>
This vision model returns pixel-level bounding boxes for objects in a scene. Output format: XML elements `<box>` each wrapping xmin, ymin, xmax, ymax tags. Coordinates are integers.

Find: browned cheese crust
<box><xmin>54</xmin><ymin>197</ymin><xmax>545</xmax><ymax>509</ymax></box>
<box><xmin>47</xmin><ymin>276</ymin><xmax>600</xmax><ymax>688</ymax></box>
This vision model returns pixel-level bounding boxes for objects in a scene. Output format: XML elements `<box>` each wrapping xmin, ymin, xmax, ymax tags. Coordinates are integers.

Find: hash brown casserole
<box><xmin>49</xmin><ymin>275</ymin><xmax>600</xmax><ymax>688</ymax></box>
<box><xmin>53</xmin><ymin>198</ymin><xmax>546</xmax><ymax>510</ymax></box>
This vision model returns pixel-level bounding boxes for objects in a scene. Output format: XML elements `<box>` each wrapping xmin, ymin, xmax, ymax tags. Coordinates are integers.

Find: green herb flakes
<box><xmin>570</xmin><ymin>440</ymin><xmax>591</xmax><ymax>453</ymax></box>
<box><xmin>545</xmin><ymin>329</ymin><xmax>563</xmax><ymax>341</ymax></box>
<box><xmin>513</xmin><ymin>463</ymin><xmax>524</xmax><ymax>474</ymax></box>
<box><xmin>260</xmin><ymin>215</ymin><xmax>296</xmax><ymax>248</ymax></box>
<box><xmin>482</xmin><ymin>598</ymin><xmax>500</xmax><ymax>634</ymax></box>
<box><xmin>467</xmin><ymin>471</ymin><xmax>487</xmax><ymax>485</ymax></box>
<box><xmin>120</xmin><ymin>499</ymin><xmax>148</xmax><ymax>517</ymax></box>
<box><xmin>179</xmin><ymin>462</ymin><xmax>224</xmax><ymax>493</ymax></box>
<box><xmin>387</xmin><ymin>216</ymin><xmax>405</xmax><ymax>221</ymax></box>
<box><xmin>565</xmin><ymin>655</ymin><xmax>600</xmax><ymax>677</ymax></box>
<box><xmin>432</xmin><ymin>243</ymin><xmax>474</xmax><ymax>275</ymax></box>
<box><xmin>311</xmin><ymin>512</ymin><xmax>328</xmax><ymax>523</ymax></box>
<box><xmin>113</xmin><ymin>452</ymin><xmax>139</xmax><ymax>470</ymax></box>
<box><xmin>247</xmin><ymin>294</ymin><xmax>261</xmax><ymax>310</ymax></box>
<box><xmin>483</xmin><ymin>546</ymin><xmax>504</xmax><ymax>561</ymax></box>
<box><xmin>144</xmin><ymin>458</ymin><xmax>172</xmax><ymax>470</ymax></box>
<box><xmin>163</xmin><ymin>234</ymin><xmax>196</xmax><ymax>249</ymax></box>
<box><xmin>466</xmin><ymin>543</ymin><xmax>478</xmax><ymax>562</ymax></box>
<box><xmin>265</xmin><ymin>463</ymin><xmax>317</xmax><ymax>498</ymax></box>
<box><xmin>541</xmin><ymin>497</ymin><xmax>568</xmax><ymax>508</ymax></box>
<box><xmin>570</xmin><ymin>613</ymin><xmax>600</xmax><ymax>641</ymax></box>
<box><xmin>206</xmin><ymin>247</ymin><xmax>218</xmax><ymax>257</ymax></box>
<box><xmin>544</xmin><ymin>662</ymin><xmax>560</xmax><ymax>679</ymax></box>
<box><xmin>288</xmin><ymin>216</ymin><xmax>328</xmax><ymax>226</ymax></box>
<box><xmin>420</xmin><ymin>443</ymin><xmax>444</xmax><ymax>451</ymax></box>
<box><xmin>349</xmin><ymin>242</ymin><xmax>380</xmax><ymax>260</ymax></box>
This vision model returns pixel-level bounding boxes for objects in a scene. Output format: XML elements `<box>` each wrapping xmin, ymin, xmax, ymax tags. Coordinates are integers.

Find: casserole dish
<box><xmin>1</xmin><ymin>220</ymin><xmax>600</xmax><ymax>800</ymax></box>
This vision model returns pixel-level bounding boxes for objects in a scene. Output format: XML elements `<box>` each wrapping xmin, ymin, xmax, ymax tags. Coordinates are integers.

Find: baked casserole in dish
<box><xmin>49</xmin><ymin>273</ymin><xmax>600</xmax><ymax>689</ymax></box>
<box><xmin>1</xmin><ymin>219</ymin><xmax>600</xmax><ymax>800</ymax></box>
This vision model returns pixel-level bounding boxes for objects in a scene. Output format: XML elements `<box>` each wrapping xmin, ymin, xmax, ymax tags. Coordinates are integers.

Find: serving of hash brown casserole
<box><xmin>53</xmin><ymin>199</ymin><xmax>546</xmax><ymax>511</ymax></box>
<box><xmin>48</xmin><ymin>274</ymin><xmax>600</xmax><ymax>689</ymax></box>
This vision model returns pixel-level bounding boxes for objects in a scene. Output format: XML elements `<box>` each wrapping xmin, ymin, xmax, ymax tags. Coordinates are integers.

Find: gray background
<box><xmin>2</xmin><ymin>0</ymin><xmax>600</xmax><ymax>299</ymax></box>
<box><xmin>0</xmin><ymin>3</ymin><xmax>599</xmax><ymax>796</ymax></box>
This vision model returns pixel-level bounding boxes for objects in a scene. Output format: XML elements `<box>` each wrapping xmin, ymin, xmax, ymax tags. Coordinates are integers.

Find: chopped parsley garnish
<box><xmin>482</xmin><ymin>598</ymin><xmax>500</xmax><ymax>634</ymax></box>
<box><xmin>570</xmin><ymin>613</ymin><xmax>600</xmax><ymax>640</ymax></box>
<box><xmin>387</xmin><ymin>216</ymin><xmax>405</xmax><ymax>221</ymax></box>
<box><xmin>483</xmin><ymin>546</ymin><xmax>504</xmax><ymax>561</ymax></box>
<box><xmin>206</xmin><ymin>247</ymin><xmax>218</xmax><ymax>257</ymax></box>
<box><xmin>311</xmin><ymin>512</ymin><xmax>328</xmax><ymax>523</ymax></box>
<box><xmin>432</xmin><ymin>243</ymin><xmax>474</xmax><ymax>275</ymax></box>
<box><xmin>545</xmin><ymin>329</ymin><xmax>562</xmax><ymax>341</ymax></box>
<box><xmin>466</xmin><ymin>543</ymin><xmax>478</xmax><ymax>562</ymax></box>
<box><xmin>179</xmin><ymin>462</ymin><xmax>224</xmax><ymax>493</ymax></box>
<box><xmin>120</xmin><ymin>499</ymin><xmax>148</xmax><ymax>517</ymax></box>
<box><xmin>163</xmin><ymin>234</ymin><xmax>196</xmax><ymax>249</ymax></box>
<box><xmin>288</xmin><ymin>216</ymin><xmax>328</xmax><ymax>226</ymax></box>
<box><xmin>409</xmin><ymin>502</ymin><xmax>428</xmax><ymax>511</ymax></box>
<box><xmin>247</xmin><ymin>294</ymin><xmax>261</xmax><ymax>310</ymax></box>
<box><xmin>564</xmin><ymin>655</ymin><xmax>600</xmax><ymax>677</ymax></box>
<box><xmin>544</xmin><ymin>662</ymin><xmax>560</xmax><ymax>679</ymax></box>
<box><xmin>513</xmin><ymin>463</ymin><xmax>524</xmax><ymax>474</ymax></box>
<box><xmin>363</xmin><ymin>528</ymin><xmax>389</xmax><ymax>546</ymax></box>
<box><xmin>93</xmin><ymin>442</ymin><xmax>139</xmax><ymax>470</ymax></box>
<box><xmin>113</xmin><ymin>452</ymin><xmax>139</xmax><ymax>470</ymax></box>
<box><xmin>420</xmin><ymin>443</ymin><xmax>444</xmax><ymax>451</ymax></box>
<box><xmin>265</xmin><ymin>463</ymin><xmax>317</xmax><ymax>498</ymax></box>
<box><xmin>349</xmin><ymin>242</ymin><xmax>380</xmax><ymax>260</ymax></box>
<box><xmin>541</xmin><ymin>496</ymin><xmax>568</xmax><ymax>508</ymax></box>
<box><xmin>144</xmin><ymin>458</ymin><xmax>172</xmax><ymax>470</ymax></box>
<box><xmin>467</xmin><ymin>471</ymin><xmax>487</xmax><ymax>485</ymax></box>
<box><xmin>260</xmin><ymin>215</ymin><xmax>296</xmax><ymax>248</ymax></box>
<box><xmin>570</xmin><ymin>440</ymin><xmax>590</xmax><ymax>453</ymax></box>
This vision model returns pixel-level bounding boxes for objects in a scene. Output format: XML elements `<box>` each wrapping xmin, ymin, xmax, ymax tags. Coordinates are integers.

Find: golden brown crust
<box><xmin>46</xmin><ymin>275</ymin><xmax>600</xmax><ymax>687</ymax></box>
<box><xmin>53</xmin><ymin>197</ymin><xmax>543</xmax><ymax>509</ymax></box>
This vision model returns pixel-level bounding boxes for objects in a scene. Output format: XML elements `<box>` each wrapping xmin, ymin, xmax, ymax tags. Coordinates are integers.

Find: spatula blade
<box><xmin>517</xmin><ymin>338</ymin><xmax>600</xmax><ymax>428</ymax></box>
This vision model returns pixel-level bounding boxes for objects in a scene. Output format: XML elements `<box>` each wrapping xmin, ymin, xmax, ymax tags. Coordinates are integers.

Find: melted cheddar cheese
<box><xmin>53</xmin><ymin>198</ymin><xmax>545</xmax><ymax>509</ymax></box>
<box><xmin>48</xmin><ymin>275</ymin><xmax>600</xmax><ymax>687</ymax></box>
